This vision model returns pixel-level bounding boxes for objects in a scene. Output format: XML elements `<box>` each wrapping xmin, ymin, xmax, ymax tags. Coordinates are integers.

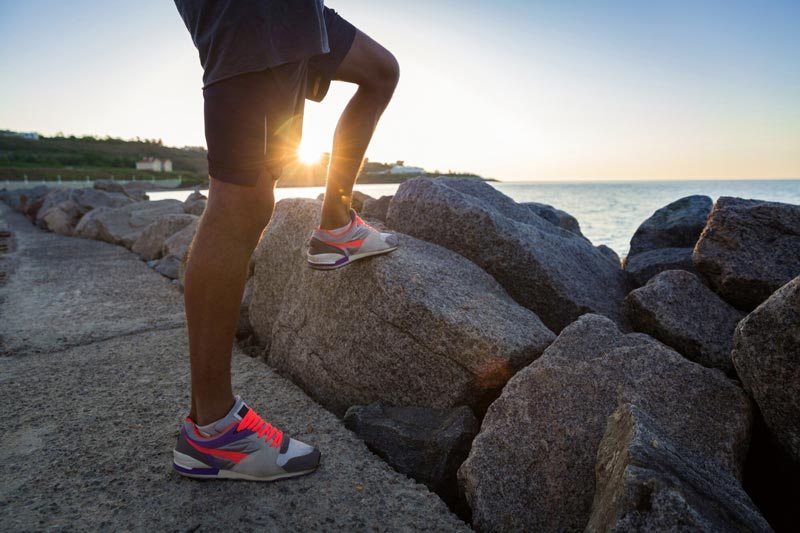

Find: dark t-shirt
<box><xmin>174</xmin><ymin>0</ymin><xmax>329</xmax><ymax>88</ymax></box>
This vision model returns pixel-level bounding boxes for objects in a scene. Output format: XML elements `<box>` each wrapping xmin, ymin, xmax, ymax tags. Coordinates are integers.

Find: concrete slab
<box><xmin>0</xmin><ymin>202</ymin><xmax>185</xmax><ymax>356</ymax></box>
<box><xmin>0</xmin><ymin>200</ymin><xmax>469</xmax><ymax>531</ymax></box>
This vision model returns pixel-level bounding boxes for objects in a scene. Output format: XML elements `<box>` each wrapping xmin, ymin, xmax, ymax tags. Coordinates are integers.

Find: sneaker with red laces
<box><xmin>307</xmin><ymin>208</ymin><xmax>399</xmax><ymax>269</ymax></box>
<box><xmin>173</xmin><ymin>400</ymin><xmax>320</xmax><ymax>481</ymax></box>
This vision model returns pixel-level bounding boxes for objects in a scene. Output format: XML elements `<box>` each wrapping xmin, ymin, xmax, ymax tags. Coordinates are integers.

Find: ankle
<box><xmin>193</xmin><ymin>396</ymin><xmax>236</xmax><ymax>426</ymax></box>
<box><xmin>320</xmin><ymin>203</ymin><xmax>352</xmax><ymax>230</ymax></box>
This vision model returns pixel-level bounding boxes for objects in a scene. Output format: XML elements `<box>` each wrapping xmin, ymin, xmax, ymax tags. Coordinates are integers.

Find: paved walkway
<box><xmin>0</xmin><ymin>201</ymin><xmax>469</xmax><ymax>532</ymax></box>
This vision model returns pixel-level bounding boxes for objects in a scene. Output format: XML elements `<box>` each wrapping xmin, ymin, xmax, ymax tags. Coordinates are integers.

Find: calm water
<box><xmin>149</xmin><ymin>179</ymin><xmax>800</xmax><ymax>259</ymax></box>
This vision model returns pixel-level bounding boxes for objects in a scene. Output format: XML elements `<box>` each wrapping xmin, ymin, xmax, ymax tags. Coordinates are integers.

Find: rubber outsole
<box><xmin>173</xmin><ymin>451</ymin><xmax>319</xmax><ymax>482</ymax></box>
<box><xmin>307</xmin><ymin>245</ymin><xmax>398</xmax><ymax>270</ymax></box>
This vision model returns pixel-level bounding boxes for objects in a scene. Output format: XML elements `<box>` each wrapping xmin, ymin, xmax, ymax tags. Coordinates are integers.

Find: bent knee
<box><xmin>364</xmin><ymin>51</ymin><xmax>400</xmax><ymax>100</ymax></box>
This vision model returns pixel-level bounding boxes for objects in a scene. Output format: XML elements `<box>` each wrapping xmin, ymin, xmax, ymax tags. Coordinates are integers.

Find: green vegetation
<box><xmin>0</xmin><ymin>131</ymin><xmax>493</xmax><ymax>188</ymax></box>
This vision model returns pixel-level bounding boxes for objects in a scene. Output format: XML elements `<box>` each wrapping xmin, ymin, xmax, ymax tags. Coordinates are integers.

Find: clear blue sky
<box><xmin>1</xmin><ymin>0</ymin><xmax>798</xmax><ymax>181</ymax></box>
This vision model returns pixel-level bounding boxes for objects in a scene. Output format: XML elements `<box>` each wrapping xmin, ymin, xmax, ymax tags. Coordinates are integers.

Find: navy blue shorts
<box><xmin>202</xmin><ymin>8</ymin><xmax>356</xmax><ymax>186</ymax></box>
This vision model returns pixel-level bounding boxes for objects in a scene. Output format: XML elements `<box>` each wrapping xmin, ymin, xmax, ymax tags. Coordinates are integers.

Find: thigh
<box><xmin>333</xmin><ymin>28</ymin><xmax>398</xmax><ymax>86</ymax></box>
<box><xmin>264</xmin><ymin>60</ymin><xmax>309</xmax><ymax>177</ymax></box>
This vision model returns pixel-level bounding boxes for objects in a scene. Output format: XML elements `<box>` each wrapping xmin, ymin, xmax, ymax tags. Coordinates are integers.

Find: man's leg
<box><xmin>319</xmin><ymin>29</ymin><xmax>400</xmax><ymax>230</ymax></box>
<box><xmin>184</xmin><ymin>175</ymin><xmax>276</xmax><ymax>425</ymax></box>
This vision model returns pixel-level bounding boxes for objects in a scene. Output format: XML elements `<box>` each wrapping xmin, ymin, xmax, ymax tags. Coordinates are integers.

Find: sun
<box><xmin>297</xmin><ymin>143</ymin><xmax>322</xmax><ymax>165</ymax></box>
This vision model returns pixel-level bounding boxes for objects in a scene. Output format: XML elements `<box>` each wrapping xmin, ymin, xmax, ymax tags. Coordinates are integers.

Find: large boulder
<box><xmin>587</xmin><ymin>404</ymin><xmax>771</xmax><ymax>532</ymax></box>
<box><xmin>361</xmin><ymin>195</ymin><xmax>392</xmax><ymax>222</ymax></box>
<box><xmin>344</xmin><ymin>401</ymin><xmax>478</xmax><ymax>500</ymax></box>
<box><xmin>152</xmin><ymin>217</ymin><xmax>200</xmax><ymax>281</ymax></box>
<box><xmin>74</xmin><ymin>199</ymin><xmax>184</xmax><ymax>248</ymax></box>
<box><xmin>457</xmin><ymin>313</ymin><xmax>752</xmax><ymax>533</ymax></box>
<box><xmin>693</xmin><ymin>197</ymin><xmax>800</xmax><ymax>311</ymax></box>
<box><xmin>0</xmin><ymin>185</ymin><xmax>50</xmax><ymax>213</ymax></box>
<box><xmin>732</xmin><ymin>275</ymin><xmax>800</xmax><ymax>463</ymax></box>
<box><xmin>93</xmin><ymin>179</ymin><xmax>149</xmax><ymax>201</ymax></box>
<box><xmin>35</xmin><ymin>188</ymin><xmax>135</xmax><ymax>235</ymax></box>
<box><xmin>182</xmin><ymin>189</ymin><xmax>207</xmax><ymax>216</ymax></box>
<box><xmin>522</xmin><ymin>201</ymin><xmax>585</xmax><ymax>238</ymax></box>
<box><xmin>624</xmin><ymin>270</ymin><xmax>745</xmax><ymax>374</ymax></box>
<box><xmin>623</xmin><ymin>247</ymin><xmax>698</xmax><ymax>287</ymax></box>
<box><xmin>316</xmin><ymin>190</ymin><xmax>375</xmax><ymax>214</ymax></box>
<box><xmin>386</xmin><ymin>178</ymin><xmax>630</xmax><ymax>333</ymax></box>
<box><xmin>627</xmin><ymin>195</ymin><xmax>712</xmax><ymax>257</ymax></box>
<box><xmin>131</xmin><ymin>214</ymin><xmax>197</xmax><ymax>260</ymax></box>
<box><xmin>249</xmin><ymin>198</ymin><xmax>556</xmax><ymax>416</ymax></box>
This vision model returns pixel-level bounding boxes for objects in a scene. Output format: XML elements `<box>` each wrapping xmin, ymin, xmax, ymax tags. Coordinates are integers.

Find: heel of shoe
<box><xmin>173</xmin><ymin>450</ymin><xmax>219</xmax><ymax>478</ymax></box>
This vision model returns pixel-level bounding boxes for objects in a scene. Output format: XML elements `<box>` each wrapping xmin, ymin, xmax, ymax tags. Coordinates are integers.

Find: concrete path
<box><xmin>0</xmin><ymin>201</ymin><xmax>469</xmax><ymax>532</ymax></box>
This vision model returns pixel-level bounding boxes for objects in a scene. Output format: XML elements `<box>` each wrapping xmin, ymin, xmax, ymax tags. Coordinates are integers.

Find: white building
<box><xmin>135</xmin><ymin>157</ymin><xmax>173</xmax><ymax>172</ymax></box>
<box><xmin>388</xmin><ymin>163</ymin><xmax>424</xmax><ymax>175</ymax></box>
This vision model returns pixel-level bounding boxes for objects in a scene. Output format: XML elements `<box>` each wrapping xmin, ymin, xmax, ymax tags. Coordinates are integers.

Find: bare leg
<box><xmin>320</xmin><ymin>29</ymin><xmax>400</xmax><ymax>230</ymax></box>
<box><xmin>184</xmin><ymin>175</ymin><xmax>277</xmax><ymax>425</ymax></box>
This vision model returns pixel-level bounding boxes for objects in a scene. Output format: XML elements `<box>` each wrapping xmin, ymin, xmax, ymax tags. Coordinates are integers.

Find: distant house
<box><xmin>136</xmin><ymin>157</ymin><xmax>173</xmax><ymax>172</ymax></box>
<box><xmin>0</xmin><ymin>130</ymin><xmax>39</xmax><ymax>140</ymax></box>
<box><xmin>387</xmin><ymin>162</ymin><xmax>424</xmax><ymax>175</ymax></box>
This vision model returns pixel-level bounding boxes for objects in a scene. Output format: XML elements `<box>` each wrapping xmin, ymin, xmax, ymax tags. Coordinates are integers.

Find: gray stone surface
<box><xmin>623</xmin><ymin>246</ymin><xmax>697</xmax><ymax>287</ymax></box>
<box><xmin>344</xmin><ymin>401</ymin><xmax>479</xmax><ymax>496</ymax></box>
<box><xmin>75</xmin><ymin>199</ymin><xmax>185</xmax><ymax>249</ymax></box>
<box><xmin>522</xmin><ymin>200</ymin><xmax>585</xmax><ymax>238</ymax></box>
<box><xmin>182</xmin><ymin>189</ymin><xmax>207</xmax><ymax>215</ymax></box>
<box><xmin>131</xmin><ymin>213</ymin><xmax>197</xmax><ymax>260</ymax></box>
<box><xmin>458</xmin><ymin>313</ymin><xmax>752</xmax><ymax>533</ymax></box>
<box><xmin>627</xmin><ymin>195</ymin><xmax>713</xmax><ymax>257</ymax></box>
<box><xmin>386</xmin><ymin>178</ymin><xmax>630</xmax><ymax>333</ymax></box>
<box><xmin>596</xmin><ymin>244</ymin><xmax>622</xmax><ymax>268</ymax></box>
<box><xmin>0</xmin><ymin>199</ymin><xmax>469</xmax><ymax>532</ymax></box>
<box><xmin>624</xmin><ymin>269</ymin><xmax>745</xmax><ymax>374</ymax></box>
<box><xmin>94</xmin><ymin>178</ymin><xmax>149</xmax><ymax>201</ymax></box>
<box><xmin>316</xmin><ymin>190</ymin><xmax>375</xmax><ymax>213</ymax></box>
<box><xmin>163</xmin><ymin>216</ymin><xmax>199</xmax><ymax>261</ymax></box>
<box><xmin>36</xmin><ymin>188</ymin><xmax>135</xmax><ymax>235</ymax></box>
<box><xmin>587</xmin><ymin>404</ymin><xmax>771</xmax><ymax>532</ymax></box>
<box><xmin>250</xmin><ymin>198</ymin><xmax>556</xmax><ymax>416</ymax></box>
<box><xmin>732</xmin><ymin>275</ymin><xmax>800</xmax><ymax>463</ymax></box>
<box><xmin>362</xmin><ymin>194</ymin><xmax>393</xmax><ymax>222</ymax></box>
<box><xmin>693</xmin><ymin>196</ymin><xmax>800</xmax><ymax>311</ymax></box>
<box><xmin>0</xmin><ymin>202</ymin><xmax>185</xmax><ymax>356</ymax></box>
<box><xmin>0</xmin><ymin>185</ymin><xmax>49</xmax><ymax>212</ymax></box>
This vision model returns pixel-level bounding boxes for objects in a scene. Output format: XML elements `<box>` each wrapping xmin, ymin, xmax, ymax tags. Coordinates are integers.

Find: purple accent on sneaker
<box><xmin>181</xmin><ymin>423</ymin><xmax>253</xmax><ymax>448</ymax></box>
<box><xmin>173</xmin><ymin>463</ymin><xmax>220</xmax><ymax>476</ymax></box>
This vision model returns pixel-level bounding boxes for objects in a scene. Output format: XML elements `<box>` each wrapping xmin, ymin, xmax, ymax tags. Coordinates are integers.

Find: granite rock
<box><xmin>131</xmin><ymin>213</ymin><xmax>198</xmax><ymax>260</ymax></box>
<box><xmin>624</xmin><ymin>270</ymin><xmax>745</xmax><ymax>374</ymax></box>
<box><xmin>586</xmin><ymin>403</ymin><xmax>771</xmax><ymax>532</ymax></box>
<box><xmin>75</xmin><ymin>199</ymin><xmax>184</xmax><ymax>248</ymax></box>
<box><xmin>623</xmin><ymin>247</ymin><xmax>698</xmax><ymax>287</ymax></box>
<box><xmin>627</xmin><ymin>195</ymin><xmax>712</xmax><ymax>257</ymax></box>
<box><xmin>522</xmin><ymin>200</ymin><xmax>584</xmax><ymax>238</ymax></box>
<box><xmin>361</xmin><ymin>194</ymin><xmax>393</xmax><ymax>222</ymax></box>
<box><xmin>249</xmin><ymin>198</ymin><xmax>556</xmax><ymax>416</ymax></box>
<box><xmin>457</xmin><ymin>313</ymin><xmax>752</xmax><ymax>533</ymax></box>
<box><xmin>732</xmin><ymin>275</ymin><xmax>800</xmax><ymax>463</ymax></box>
<box><xmin>693</xmin><ymin>196</ymin><xmax>800</xmax><ymax>310</ymax></box>
<box><xmin>386</xmin><ymin>178</ymin><xmax>630</xmax><ymax>332</ymax></box>
<box><xmin>344</xmin><ymin>401</ymin><xmax>478</xmax><ymax>497</ymax></box>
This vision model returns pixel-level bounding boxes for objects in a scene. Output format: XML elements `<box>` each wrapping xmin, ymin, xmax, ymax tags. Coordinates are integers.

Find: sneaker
<box><xmin>172</xmin><ymin>402</ymin><xmax>321</xmax><ymax>481</ymax></box>
<box><xmin>307</xmin><ymin>208</ymin><xmax>399</xmax><ymax>269</ymax></box>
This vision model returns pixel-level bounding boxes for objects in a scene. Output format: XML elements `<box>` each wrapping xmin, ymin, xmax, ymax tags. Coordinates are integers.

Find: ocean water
<box><xmin>149</xmin><ymin>179</ymin><xmax>800</xmax><ymax>259</ymax></box>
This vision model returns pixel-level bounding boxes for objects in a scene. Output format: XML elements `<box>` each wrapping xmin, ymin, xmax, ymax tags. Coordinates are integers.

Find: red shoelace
<box><xmin>237</xmin><ymin>408</ymin><xmax>283</xmax><ymax>449</ymax></box>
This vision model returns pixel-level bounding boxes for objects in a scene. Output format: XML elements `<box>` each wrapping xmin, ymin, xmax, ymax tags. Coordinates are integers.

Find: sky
<box><xmin>0</xmin><ymin>0</ymin><xmax>798</xmax><ymax>182</ymax></box>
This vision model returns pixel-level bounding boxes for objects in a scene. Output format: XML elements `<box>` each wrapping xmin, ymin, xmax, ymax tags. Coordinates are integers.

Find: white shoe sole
<box><xmin>307</xmin><ymin>245</ymin><xmax>398</xmax><ymax>270</ymax></box>
<box><xmin>173</xmin><ymin>451</ymin><xmax>318</xmax><ymax>481</ymax></box>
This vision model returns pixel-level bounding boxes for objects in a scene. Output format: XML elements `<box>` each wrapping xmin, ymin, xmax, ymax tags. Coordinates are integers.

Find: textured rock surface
<box><xmin>387</xmin><ymin>178</ymin><xmax>630</xmax><ymax>332</ymax></box>
<box><xmin>624</xmin><ymin>270</ymin><xmax>745</xmax><ymax>373</ymax></box>
<box><xmin>694</xmin><ymin>196</ymin><xmax>800</xmax><ymax>310</ymax></box>
<box><xmin>35</xmin><ymin>188</ymin><xmax>135</xmax><ymax>235</ymax></box>
<box><xmin>75</xmin><ymin>199</ymin><xmax>184</xmax><ymax>248</ymax></box>
<box><xmin>162</xmin><ymin>217</ymin><xmax>199</xmax><ymax>262</ymax></box>
<box><xmin>627</xmin><ymin>195</ymin><xmax>712</xmax><ymax>257</ymax></box>
<box><xmin>131</xmin><ymin>214</ymin><xmax>197</xmax><ymax>260</ymax></box>
<box><xmin>182</xmin><ymin>189</ymin><xmax>207</xmax><ymax>216</ymax></box>
<box><xmin>316</xmin><ymin>190</ymin><xmax>375</xmax><ymax>213</ymax></box>
<box><xmin>0</xmin><ymin>185</ymin><xmax>49</xmax><ymax>212</ymax></box>
<box><xmin>344</xmin><ymin>402</ymin><xmax>478</xmax><ymax>496</ymax></box>
<box><xmin>93</xmin><ymin>178</ymin><xmax>149</xmax><ymax>201</ymax></box>
<box><xmin>623</xmin><ymin>247</ymin><xmax>697</xmax><ymax>287</ymax></box>
<box><xmin>522</xmin><ymin>201</ymin><xmax>584</xmax><ymax>238</ymax></box>
<box><xmin>249</xmin><ymin>198</ymin><xmax>556</xmax><ymax>416</ymax></box>
<box><xmin>0</xmin><ymin>206</ymin><xmax>469</xmax><ymax>531</ymax></box>
<box><xmin>587</xmin><ymin>404</ymin><xmax>771</xmax><ymax>532</ymax></box>
<box><xmin>361</xmin><ymin>194</ymin><xmax>392</xmax><ymax>222</ymax></box>
<box><xmin>732</xmin><ymin>275</ymin><xmax>800</xmax><ymax>463</ymax></box>
<box><xmin>458</xmin><ymin>313</ymin><xmax>752</xmax><ymax>533</ymax></box>
<box><xmin>597</xmin><ymin>244</ymin><xmax>622</xmax><ymax>268</ymax></box>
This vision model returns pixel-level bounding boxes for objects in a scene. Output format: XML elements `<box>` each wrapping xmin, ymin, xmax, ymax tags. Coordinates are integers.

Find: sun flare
<box><xmin>297</xmin><ymin>143</ymin><xmax>322</xmax><ymax>165</ymax></box>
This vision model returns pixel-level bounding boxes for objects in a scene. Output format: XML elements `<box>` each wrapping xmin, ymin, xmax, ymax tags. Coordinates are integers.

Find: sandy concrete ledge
<box><xmin>0</xmin><ymin>200</ymin><xmax>469</xmax><ymax>532</ymax></box>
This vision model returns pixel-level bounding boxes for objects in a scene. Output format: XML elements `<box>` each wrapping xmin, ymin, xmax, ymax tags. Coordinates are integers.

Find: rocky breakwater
<box><xmin>622</xmin><ymin>195</ymin><xmax>713</xmax><ymax>286</ymax></box>
<box><xmin>386</xmin><ymin>178</ymin><xmax>631</xmax><ymax>333</ymax></box>
<box><xmin>247</xmin><ymin>198</ymin><xmax>556</xmax><ymax>416</ymax></box>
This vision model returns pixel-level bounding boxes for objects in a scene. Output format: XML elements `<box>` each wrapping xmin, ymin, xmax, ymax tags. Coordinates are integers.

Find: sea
<box><xmin>149</xmin><ymin>179</ymin><xmax>800</xmax><ymax>259</ymax></box>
